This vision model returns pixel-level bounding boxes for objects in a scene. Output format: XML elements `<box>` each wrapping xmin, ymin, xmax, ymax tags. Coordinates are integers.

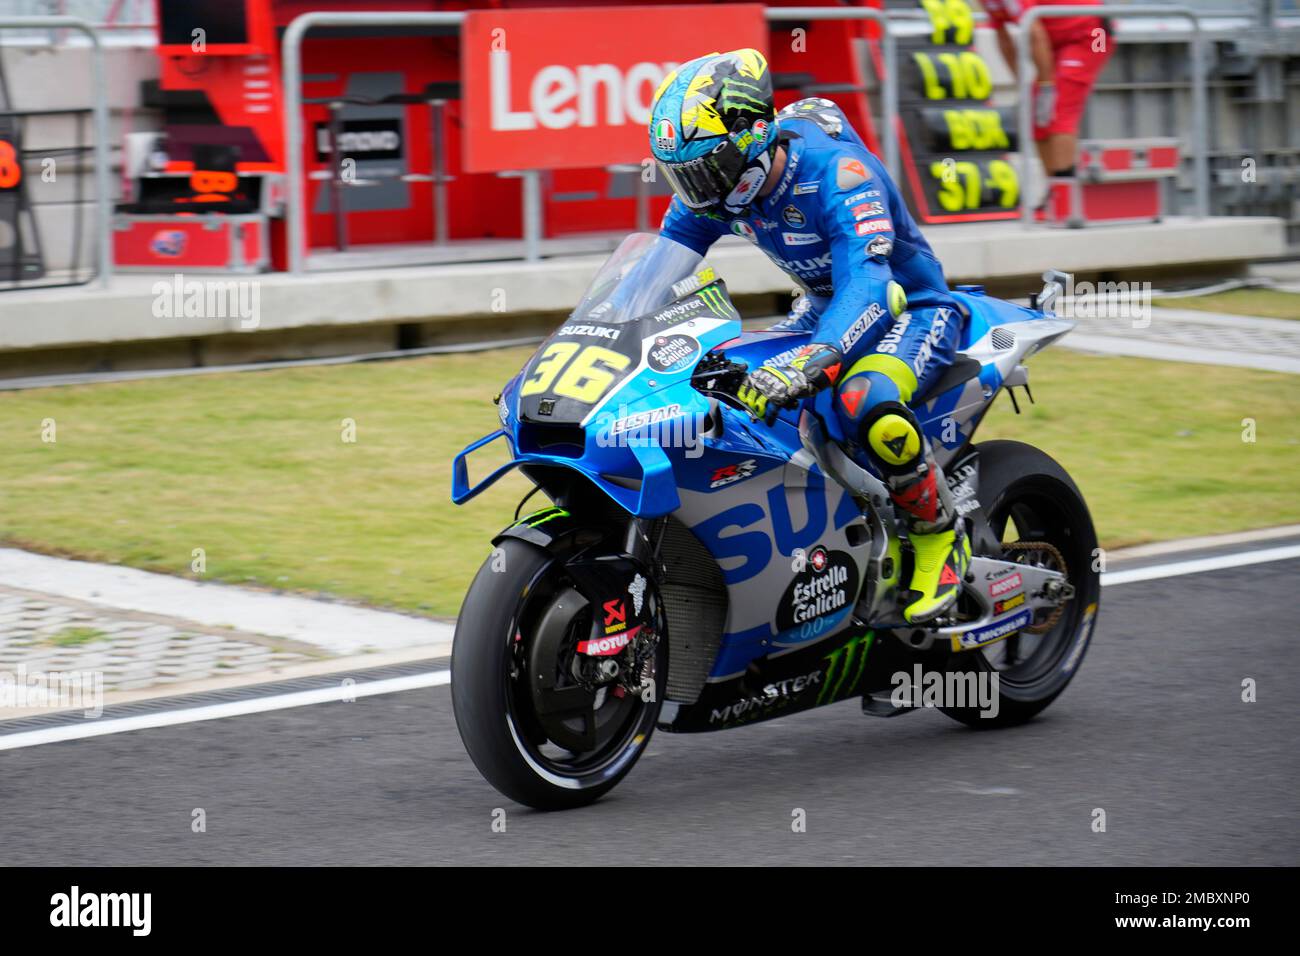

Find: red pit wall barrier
<box><xmin>150</xmin><ymin>0</ymin><xmax>893</xmax><ymax>256</ymax></box>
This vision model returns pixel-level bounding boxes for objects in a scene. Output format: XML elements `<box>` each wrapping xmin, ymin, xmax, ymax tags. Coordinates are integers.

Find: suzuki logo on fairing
<box><xmin>558</xmin><ymin>324</ymin><xmax>620</xmax><ymax>340</ymax></box>
<box><xmin>490</xmin><ymin>51</ymin><xmax>674</xmax><ymax>130</ymax></box>
<box><xmin>692</xmin><ymin>471</ymin><xmax>860</xmax><ymax>585</ymax></box>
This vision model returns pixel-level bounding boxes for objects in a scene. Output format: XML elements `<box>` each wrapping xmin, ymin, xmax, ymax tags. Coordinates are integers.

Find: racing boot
<box><xmin>863</xmin><ymin>405</ymin><xmax>970</xmax><ymax>624</ymax></box>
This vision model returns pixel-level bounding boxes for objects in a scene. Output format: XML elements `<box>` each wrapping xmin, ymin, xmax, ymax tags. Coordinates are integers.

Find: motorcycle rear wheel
<box><xmin>940</xmin><ymin>440</ymin><xmax>1101</xmax><ymax>729</ymax></box>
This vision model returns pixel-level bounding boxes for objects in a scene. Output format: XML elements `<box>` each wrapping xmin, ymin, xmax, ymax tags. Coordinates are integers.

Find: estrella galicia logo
<box><xmin>782</xmin><ymin>204</ymin><xmax>806</xmax><ymax>228</ymax></box>
<box><xmin>647</xmin><ymin>334</ymin><xmax>700</xmax><ymax>374</ymax></box>
<box><xmin>776</xmin><ymin>545</ymin><xmax>858</xmax><ymax>631</ymax></box>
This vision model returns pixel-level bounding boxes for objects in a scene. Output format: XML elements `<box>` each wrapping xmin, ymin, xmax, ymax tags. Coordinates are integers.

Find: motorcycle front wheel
<box><xmin>451</xmin><ymin>537</ymin><xmax>665</xmax><ymax>810</ymax></box>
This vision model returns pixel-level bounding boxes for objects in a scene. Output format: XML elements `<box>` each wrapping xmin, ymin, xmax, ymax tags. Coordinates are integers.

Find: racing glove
<box><xmin>1034</xmin><ymin>82</ymin><xmax>1057</xmax><ymax>130</ymax></box>
<box><xmin>737</xmin><ymin>344</ymin><xmax>843</xmax><ymax>425</ymax></box>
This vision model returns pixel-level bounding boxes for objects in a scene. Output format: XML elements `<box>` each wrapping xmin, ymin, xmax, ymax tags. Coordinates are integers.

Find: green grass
<box><xmin>1</xmin><ymin>347</ymin><xmax>1296</xmax><ymax>618</ymax></box>
<box><xmin>48</xmin><ymin>627</ymin><xmax>109</xmax><ymax>647</ymax></box>
<box><xmin>980</xmin><ymin>351</ymin><xmax>1300</xmax><ymax>547</ymax></box>
<box><xmin>1152</xmin><ymin>288</ymin><xmax>1300</xmax><ymax>320</ymax></box>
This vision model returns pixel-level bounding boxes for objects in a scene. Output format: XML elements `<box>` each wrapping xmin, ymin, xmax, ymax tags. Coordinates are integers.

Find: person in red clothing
<box><xmin>982</xmin><ymin>0</ymin><xmax>1113</xmax><ymax>202</ymax></box>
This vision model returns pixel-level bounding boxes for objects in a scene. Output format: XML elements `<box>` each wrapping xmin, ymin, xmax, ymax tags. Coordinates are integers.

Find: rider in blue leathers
<box><xmin>648</xmin><ymin>49</ymin><xmax>970</xmax><ymax>624</ymax></box>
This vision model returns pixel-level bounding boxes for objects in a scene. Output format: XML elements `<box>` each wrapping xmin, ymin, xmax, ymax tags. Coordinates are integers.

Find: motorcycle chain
<box><xmin>1001</xmin><ymin>540</ymin><xmax>1069</xmax><ymax>634</ymax></box>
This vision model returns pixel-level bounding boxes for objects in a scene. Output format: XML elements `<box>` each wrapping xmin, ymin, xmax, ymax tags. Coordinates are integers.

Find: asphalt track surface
<box><xmin>3</xmin><ymin>552</ymin><xmax>1297</xmax><ymax>866</ymax></box>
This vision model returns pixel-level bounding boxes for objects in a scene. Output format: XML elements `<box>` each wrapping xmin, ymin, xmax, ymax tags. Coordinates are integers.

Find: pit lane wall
<box><xmin>0</xmin><ymin>215</ymin><xmax>1284</xmax><ymax>369</ymax></box>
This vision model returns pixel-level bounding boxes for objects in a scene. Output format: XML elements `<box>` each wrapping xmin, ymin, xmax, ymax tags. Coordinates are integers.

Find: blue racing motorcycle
<box><xmin>451</xmin><ymin>233</ymin><xmax>1099</xmax><ymax>810</ymax></box>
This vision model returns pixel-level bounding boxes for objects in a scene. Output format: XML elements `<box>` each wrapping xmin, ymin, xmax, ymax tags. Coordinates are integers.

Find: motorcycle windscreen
<box><xmin>517</xmin><ymin>234</ymin><xmax>713</xmax><ymax>424</ymax></box>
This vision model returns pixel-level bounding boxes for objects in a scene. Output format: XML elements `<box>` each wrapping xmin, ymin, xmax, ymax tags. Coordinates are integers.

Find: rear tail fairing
<box><xmin>917</xmin><ymin>290</ymin><xmax>1076</xmax><ymax>468</ymax></box>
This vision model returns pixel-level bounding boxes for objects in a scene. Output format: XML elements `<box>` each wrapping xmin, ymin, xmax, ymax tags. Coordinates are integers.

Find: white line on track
<box><xmin>0</xmin><ymin>670</ymin><xmax>449</xmax><ymax>752</ymax></box>
<box><xmin>1101</xmin><ymin>543</ymin><xmax>1300</xmax><ymax>587</ymax></box>
<box><xmin>2</xmin><ymin>542</ymin><xmax>1298</xmax><ymax>751</ymax></box>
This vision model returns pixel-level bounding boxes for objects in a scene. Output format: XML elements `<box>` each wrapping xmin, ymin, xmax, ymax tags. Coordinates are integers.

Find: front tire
<box><xmin>940</xmin><ymin>440</ymin><xmax>1101</xmax><ymax>729</ymax></box>
<box><xmin>452</xmin><ymin>537</ymin><xmax>664</xmax><ymax>810</ymax></box>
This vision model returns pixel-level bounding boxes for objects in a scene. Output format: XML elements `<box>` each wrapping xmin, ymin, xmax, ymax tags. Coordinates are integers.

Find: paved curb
<box><xmin>1106</xmin><ymin>524</ymin><xmax>1300</xmax><ymax>562</ymax></box>
<box><xmin>0</xmin><ymin>547</ymin><xmax>454</xmax><ymax>657</ymax></box>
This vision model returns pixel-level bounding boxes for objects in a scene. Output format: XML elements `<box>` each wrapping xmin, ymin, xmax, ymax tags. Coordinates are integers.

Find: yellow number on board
<box><xmin>553</xmin><ymin>346</ymin><xmax>631</xmax><ymax>403</ymax></box>
<box><xmin>521</xmin><ymin>342</ymin><xmax>631</xmax><ymax>403</ymax></box>
<box><xmin>521</xmin><ymin>342</ymin><xmax>580</xmax><ymax>396</ymax></box>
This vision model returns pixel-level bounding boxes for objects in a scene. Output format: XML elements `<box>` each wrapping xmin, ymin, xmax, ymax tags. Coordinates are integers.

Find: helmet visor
<box><xmin>659</xmin><ymin>139</ymin><xmax>748</xmax><ymax>211</ymax></box>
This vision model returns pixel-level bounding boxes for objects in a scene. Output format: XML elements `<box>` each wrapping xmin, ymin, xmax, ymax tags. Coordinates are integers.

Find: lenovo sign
<box><xmin>461</xmin><ymin>5</ymin><xmax>767</xmax><ymax>173</ymax></box>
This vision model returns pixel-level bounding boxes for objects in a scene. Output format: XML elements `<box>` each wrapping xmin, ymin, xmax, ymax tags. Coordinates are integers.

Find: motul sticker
<box><xmin>855</xmin><ymin>219</ymin><xmax>892</xmax><ymax>236</ymax></box>
<box><xmin>577</xmin><ymin>626</ymin><xmax>639</xmax><ymax>656</ymax></box>
<box><xmin>989</xmin><ymin>572</ymin><xmax>1022</xmax><ymax>597</ymax></box>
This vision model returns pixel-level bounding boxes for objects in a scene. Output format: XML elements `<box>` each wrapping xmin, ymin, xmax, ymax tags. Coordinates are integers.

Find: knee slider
<box><xmin>863</xmin><ymin>402</ymin><xmax>922</xmax><ymax>469</ymax></box>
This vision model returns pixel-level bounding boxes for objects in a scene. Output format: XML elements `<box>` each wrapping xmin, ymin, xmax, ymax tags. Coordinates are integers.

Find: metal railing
<box><xmin>766</xmin><ymin>7</ymin><xmax>899</xmax><ymax>184</ymax></box>
<box><xmin>281</xmin><ymin>8</ymin><xmax>899</xmax><ymax>274</ymax></box>
<box><xmin>282</xmin><ymin>13</ymin><xmax>465</xmax><ymax>274</ymax></box>
<box><xmin>0</xmin><ymin>16</ymin><xmax>111</xmax><ymax>287</ymax></box>
<box><xmin>1015</xmin><ymin>5</ymin><xmax>1209</xmax><ymax>225</ymax></box>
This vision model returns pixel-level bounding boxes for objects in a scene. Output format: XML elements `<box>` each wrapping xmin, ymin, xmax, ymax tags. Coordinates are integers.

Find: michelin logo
<box><xmin>952</xmin><ymin>609</ymin><xmax>1032</xmax><ymax>651</ymax></box>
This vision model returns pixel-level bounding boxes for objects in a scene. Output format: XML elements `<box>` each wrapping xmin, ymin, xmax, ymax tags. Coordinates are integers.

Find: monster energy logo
<box><xmin>718</xmin><ymin>79</ymin><xmax>768</xmax><ymax>115</ymax></box>
<box><xmin>696</xmin><ymin>286</ymin><xmax>730</xmax><ymax>317</ymax></box>
<box><xmin>515</xmin><ymin>507</ymin><xmax>569</xmax><ymax>528</ymax></box>
<box><xmin>818</xmin><ymin>631</ymin><xmax>874</xmax><ymax>705</ymax></box>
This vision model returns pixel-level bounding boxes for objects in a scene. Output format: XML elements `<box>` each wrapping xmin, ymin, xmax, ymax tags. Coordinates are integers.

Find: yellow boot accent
<box><xmin>904</xmin><ymin>527</ymin><xmax>971</xmax><ymax>624</ymax></box>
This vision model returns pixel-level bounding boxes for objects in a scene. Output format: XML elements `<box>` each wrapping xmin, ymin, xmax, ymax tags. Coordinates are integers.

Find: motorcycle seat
<box><xmin>916</xmin><ymin>355</ymin><xmax>983</xmax><ymax>406</ymax></box>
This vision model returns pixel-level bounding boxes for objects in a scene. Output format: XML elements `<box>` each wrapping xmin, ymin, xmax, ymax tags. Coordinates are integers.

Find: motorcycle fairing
<box><xmin>676</xmin><ymin>452</ymin><xmax>872</xmax><ymax>679</ymax></box>
<box><xmin>454</xmin><ymin>284</ymin><xmax>745</xmax><ymax>515</ymax></box>
<box><xmin>657</xmin><ymin>623</ymin><xmax>918</xmax><ymax>733</ymax></box>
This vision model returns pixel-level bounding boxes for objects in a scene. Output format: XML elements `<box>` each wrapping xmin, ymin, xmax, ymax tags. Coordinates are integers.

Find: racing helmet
<box><xmin>649</xmin><ymin>49</ymin><xmax>777</xmax><ymax>217</ymax></box>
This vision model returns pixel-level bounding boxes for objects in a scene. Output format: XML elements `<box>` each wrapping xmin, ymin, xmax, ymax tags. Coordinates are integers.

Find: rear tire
<box><xmin>452</xmin><ymin>537</ymin><xmax>664</xmax><ymax>810</ymax></box>
<box><xmin>940</xmin><ymin>440</ymin><xmax>1101</xmax><ymax>729</ymax></box>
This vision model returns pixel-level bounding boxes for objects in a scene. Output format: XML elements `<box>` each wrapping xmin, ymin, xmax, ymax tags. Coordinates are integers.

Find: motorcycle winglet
<box><xmin>453</xmin><ymin>429</ymin><xmax>681</xmax><ymax>516</ymax></box>
<box><xmin>451</xmin><ymin>429</ymin><xmax>518</xmax><ymax>505</ymax></box>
